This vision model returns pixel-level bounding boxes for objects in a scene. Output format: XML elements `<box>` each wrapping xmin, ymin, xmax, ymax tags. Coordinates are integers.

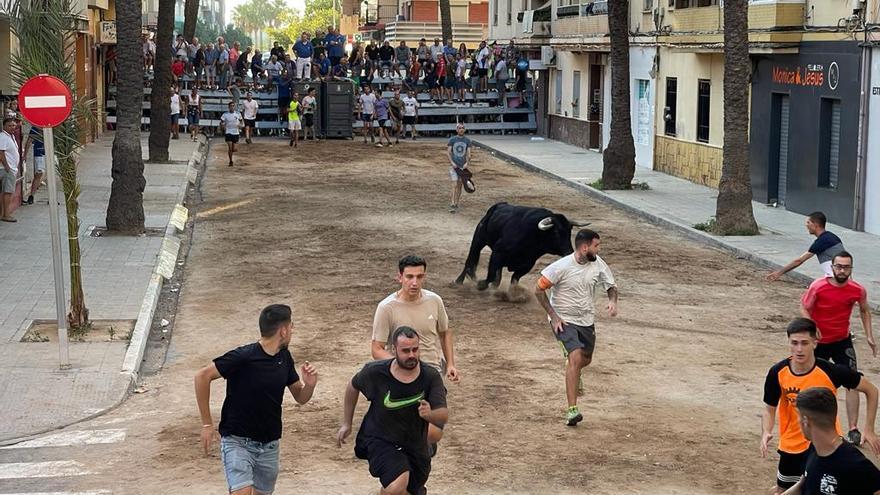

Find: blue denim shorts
<box><xmin>220</xmin><ymin>435</ymin><xmax>280</xmax><ymax>493</ymax></box>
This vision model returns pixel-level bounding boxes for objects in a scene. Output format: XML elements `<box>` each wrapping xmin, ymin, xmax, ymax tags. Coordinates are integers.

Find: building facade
<box><xmin>352</xmin><ymin>0</ymin><xmax>489</xmax><ymax>47</ymax></box>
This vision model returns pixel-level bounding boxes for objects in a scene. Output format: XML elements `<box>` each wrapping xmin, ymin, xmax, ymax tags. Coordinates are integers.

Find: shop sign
<box><xmin>100</xmin><ymin>21</ymin><xmax>116</xmax><ymax>44</ymax></box>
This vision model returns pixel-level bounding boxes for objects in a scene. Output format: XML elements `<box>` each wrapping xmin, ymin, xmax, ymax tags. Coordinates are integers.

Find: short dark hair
<box><xmin>3</xmin><ymin>117</ymin><xmax>15</xmax><ymax>126</ymax></box>
<box><xmin>398</xmin><ymin>255</ymin><xmax>427</xmax><ymax>273</ymax></box>
<box><xmin>786</xmin><ymin>317</ymin><xmax>818</xmax><ymax>338</ymax></box>
<box><xmin>391</xmin><ymin>326</ymin><xmax>419</xmax><ymax>346</ymax></box>
<box><xmin>574</xmin><ymin>229</ymin><xmax>600</xmax><ymax>248</ymax></box>
<box><xmin>808</xmin><ymin>211</ymin><xmax>827</xmax><ymax>228</ymax></box>
<box><xmin>259</xmin><ymin>304</ymin><xmax>292</xmax><ymax>337</ymax></box>
<box><xmin>833</xmin><ymin>250</ymin><xmax>853</xmax><ymax>264</ymax></box>
<box><xmin>796</xmin><ymin>387</ymin><xmax>837</xmax><ymax>428</ymax></box>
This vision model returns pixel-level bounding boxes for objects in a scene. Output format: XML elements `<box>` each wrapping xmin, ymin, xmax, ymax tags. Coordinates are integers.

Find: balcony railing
<box><xmin>362</xmin><ymin>5</ymin><xmax>400</xmax><ymax>25</ymax></box>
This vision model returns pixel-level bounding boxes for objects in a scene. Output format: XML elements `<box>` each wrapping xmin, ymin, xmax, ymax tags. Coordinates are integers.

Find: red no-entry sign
<box><xmin>17</xmin><ymin>75</ymin><xmax>73</xmax><ymax>128</ymax></box>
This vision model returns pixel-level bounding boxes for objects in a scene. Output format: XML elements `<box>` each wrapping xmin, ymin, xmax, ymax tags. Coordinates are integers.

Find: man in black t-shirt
<box><xmin>337</xmin><ymin>326</ymin><xmax>448</xmax><ymax>495</ymax></box>
<box><xmin>783</xmin><ymin>387</ymin><xmax>880</xmax><ymax>494</ymax></box>
<box><xmin>195</xmin><ymin>304</ymin><xmax>318</xmax><ymax>495</ymax></box>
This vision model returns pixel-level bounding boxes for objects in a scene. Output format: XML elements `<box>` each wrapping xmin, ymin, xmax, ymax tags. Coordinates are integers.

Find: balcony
<box><xmin>517</xmin><ymin>6</ymin><xmax>552</xmax><ymax>39</ymax></box>
<box><xmin>748</xmin><ymin>0</ymin><xmax>805</xmax><ymax>29</ymax></box>
<box><xmin>552</xmin><ymin>1</ymin><xmax>607</xmax><ymax>37</ymax></box>
<box><xmin>669</xmin><ymin>5</ymin><xmax>721</xmax><ymax>32</ymax></box>
<box><xmin>361</xmin><ymin>4</ymin><xmax>400</xmax><ymax>26</ymax></box>
<box><xmin>384</xmin><ymin>22</ymin><xmax>487</xmax><ymax>48</ymax></box>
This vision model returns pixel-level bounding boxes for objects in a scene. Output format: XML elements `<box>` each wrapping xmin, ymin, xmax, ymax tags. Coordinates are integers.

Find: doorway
<box><xmin>770</xmin><ymin>93</ymin><xmax>791</xmax><ymax>206</ymax></box>
<box><xmin>588</xmin><ymin>64</ymin><xmax>602</xmax><ymax>149</ymax></box>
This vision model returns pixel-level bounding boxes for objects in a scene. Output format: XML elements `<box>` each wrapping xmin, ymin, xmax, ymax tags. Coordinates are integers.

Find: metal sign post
<box><xmin>18</xmin><ymin>75</ymin><xmax>74</xmax><ymax>370</ymax></box>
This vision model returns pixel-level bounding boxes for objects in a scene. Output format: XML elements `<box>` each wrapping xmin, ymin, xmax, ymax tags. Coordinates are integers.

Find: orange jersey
<box><xmin>763</xmin><ymin>358</ymin><xmax>861</xmax><ymax>453</ymax></box>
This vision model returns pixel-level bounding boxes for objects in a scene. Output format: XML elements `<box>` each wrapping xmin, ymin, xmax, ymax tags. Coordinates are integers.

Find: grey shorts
<box><xmin>554</xmin><ymin>322</ymin><xmax>596</xmax><ymax>356</ymax></box>
<box><xmin>220</xmin><ymin>435</ymin><xmax>280</xmax><ymax>494</ymax></box>
<box><xmin>0</xmin><ymin>168</ymin><xmax>15</xmax><ymax>193</ymax></box>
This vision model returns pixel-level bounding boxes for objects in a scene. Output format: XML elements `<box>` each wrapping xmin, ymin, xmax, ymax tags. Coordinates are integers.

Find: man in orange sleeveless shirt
<box><xmin>761</xmin><ymin>318</ymin><xmax>880</xmax><ymax>494</ymax></box>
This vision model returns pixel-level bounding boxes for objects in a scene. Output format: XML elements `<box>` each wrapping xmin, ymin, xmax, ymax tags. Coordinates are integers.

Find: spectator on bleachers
<box><xmin>455</xmin><ymin>53</ymin><xmax>468</xmax><ymax>103</ymax></box>
<box><xmin>362</xmin><ymin>48</ymin><xmax>376</xmax><ymax>85</ymax></box>
<box><xmin>265</xmin><ymin>55</ymin><xmax>282</xmax><ymax>92</ymax></box>
<box><xmin>270</xmin><ymin>41</ymin><xmax>285</xmax><ymax>61</ymax></box>
<box><xmin>458</xmin><ymin>42</ymin><xmax>469</xmax><ymax>61</ymax></box>
<box><xmin>332</xmin><ymin>55</ymin><xmax>349</xmax><ymax>79</ymax></box>
<box><xmin>422</xmin><ymin>57</ymin><xmax>437</xmax><ymax>100</ymax></box>
<box><xmin>229</xmin><ymin>41</ymin><xmax>241</xmax><ymax>74</ymax></box>
<box><xmin>301</xmin><ymin>86</ymin><xmax>318</xmax><ymax>141</ymax></box>
<box><xmin>251</xmin><ymin>49</ymin><xmax>264</xmax><ymax>87</ymax></box>
<box><xmin>170</xmin><ymin>86</ymin><xmax>181</xmax><ymax>139</ymax></box>
<box><xmin>171</xmin><ymin>56</ymin><xmax>186</xmax><ymax>84</ymax></box>
<box><xmin>242</xmin><ymin>92</ymin><xmax>258</xmax><ymax>144</ymax></box>
<box><xmin>365</xmin><ymin>39</ymin><xmax>379</xmax><ymax>68</ymax></box>
<box><xmin>188</xmin><ymin>37</ymin><xmax>200</xmax><ymax>76</ymax></box>
<box><xmin>283</xmin><ymin>54</ymin><xmax>296</xmax><ymax>84</ymax></box>
<box><xmin>350</xmin><ymin>47</ymin><xmax>364</xmax><ymax>86</ymax></box>
<box><xmin>228</xmin><ymin>77</ymin><xmax>242</xmax><ymax>110</ymax></box>
<box><xmin>312</xmin><ymin>30</ymin><xmax>326</xmax><ymax>62</ymax></box>
<box><xmin>174</xmin><ymin>34</ymin><xmax>188</xmax><ymax>64</ymax></box>
<box><xmin>185</xmin><ymin>87</ymin><xmax>202</xmax><ymax>141</ymax></box>
<box><xmin>193</xmin><ymin>42</ymin><xmax>205</xmax><ymax>88</ymax></box>
<box><xmin>143</xmin><ymin>33</ymin><xmax>155</xmax><ymax>72</ymax></box>
<box><xmin>235</xmin><ymin>46</ymin><xmax>251</xmax><ymax>78</ymax></box>
<box><xmin>476</xmin><ymin>41</ymin><xmax>490</xmax><ymax>92</ymax></box>
<box><xmin>394</xmin><ymin>40</ymin><xmax>411</xmax><ymax>79</ymax></box>
<box><xmin>204</xmin><ymin>43</ymin><xmax>218</xmax><ymax>89</ymax></box>
<box><xmin>505</xmin><ymin>39</ymin><xmax>519</xmax><ymax>70</ymax></box>
<box><xmin>430</xmin><ymin>38</ymin><xmax>444</xmax><ymax>63</ymax></box>
<box><xmin>218</xmin><ymin>43</ymin><xmax>230</xmax><ymax>91</ymax></box>
<box><xmin>378</xmin><ymin>40</ymin><xmax>394</xmax><ymax>78</ymax></box>
<box><xmin>404</xmin><ymin>58</ymin><xmax>420</xmax><ymax>91</ymax></box>
<box><xmin>293</xmin><ymin>32</ymin><xmax>313</xmax><ymax>81</ymax></box>
<box><xmin>435</xmin><ymin>52</ymin><xmax>449</xmax><ymax>103</ymax></box>
<box><xmin>515</xmin><ymin>55</ymin><xmax>529</xmax><ymax>95</ymax></box>
<box><xmin>443</xmin><ymin>39</ymin><xmax>456</xmax><ymax>58</ymax></box>
<box><xmin>325</xmin><ymin>27</ymin><xmax>345</xmax><ymax>67</ymax></box>
<box><xmin>416</xmin><ymin>39</ymin><xmax>429</xmax><ymax>75</ymax></box>
<box><xmin>443</xmin><ymin>52</ymin><xmax>456</xmax><ymax>103</ymax></box>
<box><xmin>494</xmin><ymin>57</ymin><xmax>508</xmax><ymax>106</ymax></box>
<box><xmin>316</xmin><ymin>52</ymin><xmax>331</xmax><ymax>80</ymax></box>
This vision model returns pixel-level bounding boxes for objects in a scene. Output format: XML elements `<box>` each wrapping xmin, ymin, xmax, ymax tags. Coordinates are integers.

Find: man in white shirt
<box><xmin>241</xmin><ymin>92</ymin><xmax>259</xmax><ymax>144</ymax></box>
<box><xmin>401</xmin><ymin>90</ymin><xmax>419</xmax><ymax>140</ymax></box>
<box><xmin>0</xmin><ymin>117</ymin><xmax>20</xmax><ymax>222</ymax></box>
<box><xmin>358</xmin><ymin>85</ymin><xmax>378</xmax><ymax>144</ymax></box>
<box><xmin>430</xmin><ymin>38</ymin><xmax>444</xmax><ymax>63</ymax></box>
<box><xmin>476</xmin><ymin>41</ymin><xmax>490</xmax><ymax>92</ymax></box>
<box><xmin>301</xmin><ymin>87</ymin><xmax>318</xmax><ymax>141</ymax></box>
<box><xmin>169</xmin><ymin>87</ymin><xmax>181</xmax><ymax>140</ymax></box>
<box><xmin>534</xmin><ymin>229</ymin><xmax>618</xmax><ymax>426</ymax></box>
<box><xmin>219</xmin><ymin>102</ymin><xmax>243</xmax><ymax>167</ymax></box>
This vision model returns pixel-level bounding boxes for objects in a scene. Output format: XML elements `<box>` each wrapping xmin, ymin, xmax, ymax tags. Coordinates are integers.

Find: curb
<box><xmin>472</xmin><ymin>141</ymin><xmax>816</xmax><ymax>288</ymax></box>
<box><xmin>121</xmin><ymin>135</ymin><xmax>207</xmax><ymax>385</ymax></box>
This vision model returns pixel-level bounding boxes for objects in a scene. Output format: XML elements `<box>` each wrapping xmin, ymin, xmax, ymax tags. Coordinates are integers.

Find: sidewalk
<box><xmin>0</xmin><ymin>134</ymin><xmax>196</xmax><ymax>442</ymax></box>
<box><xmin>471</xmin><ymin>135</ymin><xmax>880</xmax><ymax>311</ymax></box>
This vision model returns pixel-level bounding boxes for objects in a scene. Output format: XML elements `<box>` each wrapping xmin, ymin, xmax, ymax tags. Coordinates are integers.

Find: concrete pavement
<box><xmin>471</xmin><ymin>135</ymin><xmax>880</xmax><ymax>311</ymax></box>
<box><xmin>0</xmin><ymin>134</ymin><xmax>199</xmax><ymax>442</ymax></box>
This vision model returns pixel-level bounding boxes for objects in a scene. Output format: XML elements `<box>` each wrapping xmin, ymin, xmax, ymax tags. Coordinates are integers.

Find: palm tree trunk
<box><xmin>107</xmin><ymin>0</ymin><xmax>146</xmax><ymax>233</ymax></box>
<box><xmin>714</xmin><ymin>0</ymin><xmax>759</xmax><ymax>235</ymax></box>
<box><xmin>600</xmin><ymin>0</ymin><xmax>636</xmax><ymax>189</ymax></box>
<box><xmin>439</xmin><ymin>0</ymin><xmax>452</xmax><ymax>45</ymax></box>
<box><xmin>183</xmin><ymin>0</ymin><xmax>199</xmax><ymax>40</ymax></box>
<box><xmin>149</xmin><ymin>0</ymin><xmax>175</xmax><ymax>162</ymax></box>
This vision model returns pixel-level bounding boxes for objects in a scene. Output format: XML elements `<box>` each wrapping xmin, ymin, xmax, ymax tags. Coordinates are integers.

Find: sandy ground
<box><xmin>55</xmin><ymin>137</ymin><xmax>879</xmax><ymax>494</ymax></box>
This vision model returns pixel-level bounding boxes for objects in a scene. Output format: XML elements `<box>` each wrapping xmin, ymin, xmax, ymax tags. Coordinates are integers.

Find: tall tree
<box><xmin>266</xmin><ymin>0</ymin><xmax>335</xmax><ymax>46</ymax></box>
<box><xmin>148</xmin><ymin>0</ymin><xmax>175</xmax><ymax>162</ymax></box>
<box><xmin>600</xmin><ymin>0</ymin><xmax>636</xmax><ymax>189</ymax></box>
<box><xmin>714</xmin><ymin>0</ymin><xmax>759</xmax><ymax>234</ymax></box>
<box><xmin>183</xmin><ymin>0</ymin><xmax>200</xmax><ymax>40</ymax></box>
<box><xmin>439</xmin><ymin>0</ymin><xmax>452</xmax><ymax>45</ymax></box>
<box><xmin>107</xmin><ymin>0</ymin><xmax>146</xmax><ymax>234</ymax></box>
<box><xmin>5</xmin><ymin>0</ymin><xmax>92</xmax><ymax>328</ymax></box>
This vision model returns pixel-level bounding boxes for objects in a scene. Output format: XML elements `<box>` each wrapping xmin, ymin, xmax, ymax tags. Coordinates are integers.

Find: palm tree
<box><xmin>107</xmin><ymin>0</ymin><xmax>146</xmax><ymax>234</ymax></box>
<box><xmin>714</xmin><ymin>0</ymin><xmax>759</xmax><ymax>234</ymax></box>
<box><xmin>148</xmin><ymin>0</ymin><xmax>175</xmax><ymax>162</ymax></box>
<box><xmin>600</xmin><ymin>0</ymin><xmax>636</xmax><ymax>189</ymax></box>
<box><xmin>5</xmin><ymin>0</ymin><xmax>92</xmax><ymax>328</ymax></box>
<box><xmin>184</xmin><ymin>0</ymin><xmax>200</xmax><ymax>40</ymax></box>
<box><xmin>439</xmin><ymin>0</ymin><xmax>452</xmax><ymax>45</ymax></box>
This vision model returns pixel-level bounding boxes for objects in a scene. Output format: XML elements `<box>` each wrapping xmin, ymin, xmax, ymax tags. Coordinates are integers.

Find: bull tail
<box><xmin>455</xmin><ymin>203</ymin><xmax>502</xmax><ymax>284</ymax></box>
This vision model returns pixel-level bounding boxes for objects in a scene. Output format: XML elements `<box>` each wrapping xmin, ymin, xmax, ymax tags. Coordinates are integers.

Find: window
<box><xmin>644</xmin><ymin>0</ymin><xmax>653</xmax><ymax>11</ymax></box>
<box><xmin>675</xmin><ymin>0</ymin><xmax>717</xmax><ymax>7</ymax></box>
<box><xmin>493</xmin><ymin>0</ymin><xmax>498</xmax><ymax>25</ymax></box>
<box><xmin>507</xmin><ymin>0</ymin><xmax>513</xmax><ymax>23</ymax></box>
<box><xmin>818</xmin><ymin>98</ymin><xmax>841</xmax><ymax>189</ymax></box>
<box><xmin>572</xmin><ymin>71</ymin><xmax>581</xmax><ymax>118</ymax></box>
<box><xmin>555</xmin><ymin>70</ymin><xmax>562</xmax><ymax>114</ymax></box>
<box><xmin>664</xmin><ymin>77</ymin><xmax>677</xmax><ymax>136</ymax></box>
<box><xmin>697</xmin><ymin>79</ymin><xmax>710</xmax><ymax>143</ymax></box>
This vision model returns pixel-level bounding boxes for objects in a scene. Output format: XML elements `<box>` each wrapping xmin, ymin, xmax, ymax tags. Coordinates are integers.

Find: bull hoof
<box><xmin>476</xmin><ymin>280</ymin><xmax>489</xmax><ymax>291</ymax></box>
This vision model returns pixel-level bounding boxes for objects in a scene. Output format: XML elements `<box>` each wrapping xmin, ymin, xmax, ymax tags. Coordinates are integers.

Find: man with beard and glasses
<box><xmin>194</xmin><ymin>304</ymin><xmax>318</xmax><ymax>495</ymax></box>
<box><xmin>338</xmin><ymin>326</ymin><xmax>448</xmax><ymax>495</ymax></box>
<box><xmin>801</xmin><ymin>251</ymin><xmax>875</xmax><ymax>446</ymax></box>
<box><xmin>535</xmin><ymin>229</ymin><xmax>618</xmax><ymax>426</ymax></box>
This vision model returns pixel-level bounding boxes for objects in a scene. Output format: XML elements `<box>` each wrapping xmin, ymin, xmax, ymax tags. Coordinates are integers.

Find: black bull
<box><xmin>454</xmin><ymin>202</ymin><xmax>589</xmax><ymax>292</ymax></box>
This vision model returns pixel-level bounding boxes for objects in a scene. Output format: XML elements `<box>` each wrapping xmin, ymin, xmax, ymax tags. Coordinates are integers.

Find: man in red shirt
<box><xmin>802</xmin><ymin>250</ymin><xmax>875</xmax><ymax>446</ymax></box>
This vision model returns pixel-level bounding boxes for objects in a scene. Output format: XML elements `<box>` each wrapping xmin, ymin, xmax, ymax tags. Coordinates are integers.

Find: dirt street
<box><xmin>61</xmin><ymin>137</ymin><xmax>878</xmax><ymax>494</ymax></box>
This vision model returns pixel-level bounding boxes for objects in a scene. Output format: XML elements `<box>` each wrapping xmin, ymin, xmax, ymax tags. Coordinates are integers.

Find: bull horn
<box><xmin>538</xmin><ymin>217</ymin><xmax>554</xmax><ymax>230</ymax></box>
<box><xmin>570</xmin><ymin>221</ymin><xmax>591</xmax><ymax>227</ymax></box>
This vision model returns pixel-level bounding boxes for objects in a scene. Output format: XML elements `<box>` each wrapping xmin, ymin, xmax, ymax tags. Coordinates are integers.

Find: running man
<box><xmin>339</xmin><ymin>326</ymin><xmax>448</xmax><ymax>495</ymax></box>
<box><xmin>301</xmin><ymin>87</ymin><xmax>317</xmax><ymax>141</ymax></box>
<box><xmin>219</xmin><ymin>102</ymin><xmax>243</xmax><ymax>167</ymax></box>
<box><xmin>359</xmin><ymin>85</ymin><xmax>377</xmax><ymax>144</ymax></box>
<box><xmin>287</xmin><ymin>92</ymin><xmax>301</xmax><ymax>148</ymax></box>
<box><xmin>371</xmin><ymin>255</ymin><xmax>459</xmax><ymax>445</ymax></box>
<box><xmin>22</xmin><ymin>125</ymin><xmax>44</xmax><ymax>205</ymax></box>
<box><xmin>782</xmin><ymin>387</ymin><xmax>880</xmax><ymax>495</ymax></box>
<box><xmin>801</xmin><ymin>250</ymin><xmax>875</xmax><ymax>445</ymax></box>
<box><xmin>401</xmin><ymin>89</ymin><xmax>418</xmax><ymax>140</ymax></box>
<box><xmin>535</xmin><ymin>229</ymin><xmax>618</xmax><ymax>426</ymax></box>
<box><xmin>373</xmin><ymin>94</ymin><xmax>392</xmax><ymax>148</ymax></box>
<box><xmin>388</xmin><ymin>88</ymin><xmax>404</xmax><ymax>144</ymax></box>
<box><xmin>761</xmin><ymin>317</ymin><xmax>880</xmax><ymax>494</ymax></box>
<box><xmin>194</xmin><ymin>304</ymin><xmax>318</xmax><ymax>495</ymax></box>
<box><xmin>768</xmin><ymin>211</ymin><xmax>845</xmax><ymax>281</ymax></box>
<box><xmin>241</xmin><ymin>92</ymin><xmax>258</xmax><ymax>145</ymax></box>
<box><xmin>446</xmin><ymin>123</ymin><xmax>471</xmax><ymax>213</ymax></box>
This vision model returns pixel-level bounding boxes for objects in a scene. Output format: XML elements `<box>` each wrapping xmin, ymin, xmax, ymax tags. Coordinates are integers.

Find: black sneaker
<box><xmin>429</xmin><ymin>442</ymin><xmax>438</xmax><ymax>458</ymax></box>
<box><xmin>27</xmin><ymin>195</ymin><xmax>34</xmax><ymax>205</ymax></box>
<box><xmin>846</xmin><ymin>429</ymin><xmax>862</xmax><ymax>445</ymax></box>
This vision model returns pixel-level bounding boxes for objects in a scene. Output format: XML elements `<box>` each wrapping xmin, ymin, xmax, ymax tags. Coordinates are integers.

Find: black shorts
<box><xmin>303</xmin><ymin>114</ymin><xmax>314</xmax><ymax>127</ymax></box>
<box><xmin>224</xmin><ymin>134</ymin><xmax>239</xmax><ymax>143</ymax></box>
<box><xmin>816</xmin><ymin>336</ymin><xmax>858</xmax><ymax>371</ymax></box>
<box><xmin>356</xmin><ymin>438</ymin><xmax>430</xmax><ymax>494</ymax></box>
<box><xmin>244</xmin><ymin>119</ymin><xmax>256</xmax><ymax>128</ymax></box>
<box><xmin>554</xmin><ymin>323</ymin><xmax>596</xmax><ymax>356</ymax></box>
<box><xmin>403</xmin><ymin>115</ymin><xmax>416</xmax><ymax>125</ymax></box>
<box><xmin>477</xmin><ymin>68</ymin><xmax>489</xmax><ymax>77</ymax></box>
<box><xmin>445</xmin><ymin>75</ymin><xmax>456</xmax><ymax>88</ymax></box>
<box><xmin>377</xmin><ymin>118</ymin><xmax>387</xmax><ymax>127</ymax></box>
<box><xmin>777</xmin><ymin>449</ymin><xmax>808</xmax><ymax>488</ymax></box>
<box><xmin>278</xmin><ymin>97</ymin><xmax>291</xmax><ymax>119</ymax></box>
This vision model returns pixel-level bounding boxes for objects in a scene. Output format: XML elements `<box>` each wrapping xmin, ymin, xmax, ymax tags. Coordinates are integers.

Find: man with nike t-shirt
<box><xmin>338</xmin><ymin>326</ymin><xmax>448</xmax><ymax>495</ymax></box>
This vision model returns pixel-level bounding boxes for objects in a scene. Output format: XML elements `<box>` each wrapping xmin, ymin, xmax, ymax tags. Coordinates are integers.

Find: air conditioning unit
<box><xmin>541</xmin><ymin>46</ymin><xmax>556</xmax><ymax>66</ymax></box>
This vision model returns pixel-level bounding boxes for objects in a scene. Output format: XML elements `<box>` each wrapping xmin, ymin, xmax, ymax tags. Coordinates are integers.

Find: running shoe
<box><xmin>566</xmin><ymin>408</ymin><xmax>583</xmax><ymax>427</ymax></box>
<box><xmin>846</xmin><ymin>429</ymin><xmax>862</xmax><ymax>445</ymax></box>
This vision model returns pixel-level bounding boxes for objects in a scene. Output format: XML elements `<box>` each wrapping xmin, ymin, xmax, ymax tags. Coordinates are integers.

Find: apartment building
<box><xmin>352</xmin><ymin>0</ymin><xmax>489</xmax><ymax>47</ymax></box>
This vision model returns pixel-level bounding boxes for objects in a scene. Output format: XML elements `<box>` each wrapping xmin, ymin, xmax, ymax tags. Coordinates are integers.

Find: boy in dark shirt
<box><xmin>769</xmin><ymin>211</ymin><xmax>845</xmax><ymax>281</ymax></box>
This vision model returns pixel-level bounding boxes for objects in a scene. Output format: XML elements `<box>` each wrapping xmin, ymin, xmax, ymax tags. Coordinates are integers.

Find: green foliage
<box><xmin>693</xmin><ymin>216</ymin><xmax>758</xmax><ymax>235</ymax></box>
<box><xmin>265</xmin><ymin>0</ymin><xmax>336</xmax><ymax>48</ymax></box>
<box><xmin>588</xmin><ymin>179</ymin><xmax>650</xmax><ymax>191</ymax></box>
<box><xmin>196</xmin><ymin>20</ymin><xmax>254</xmax><ymax>47</ymax></box>
<box><xmin>693</xmin><ymin>217</ymin><xmax>716</xmax><ymax>232</ymax></box>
